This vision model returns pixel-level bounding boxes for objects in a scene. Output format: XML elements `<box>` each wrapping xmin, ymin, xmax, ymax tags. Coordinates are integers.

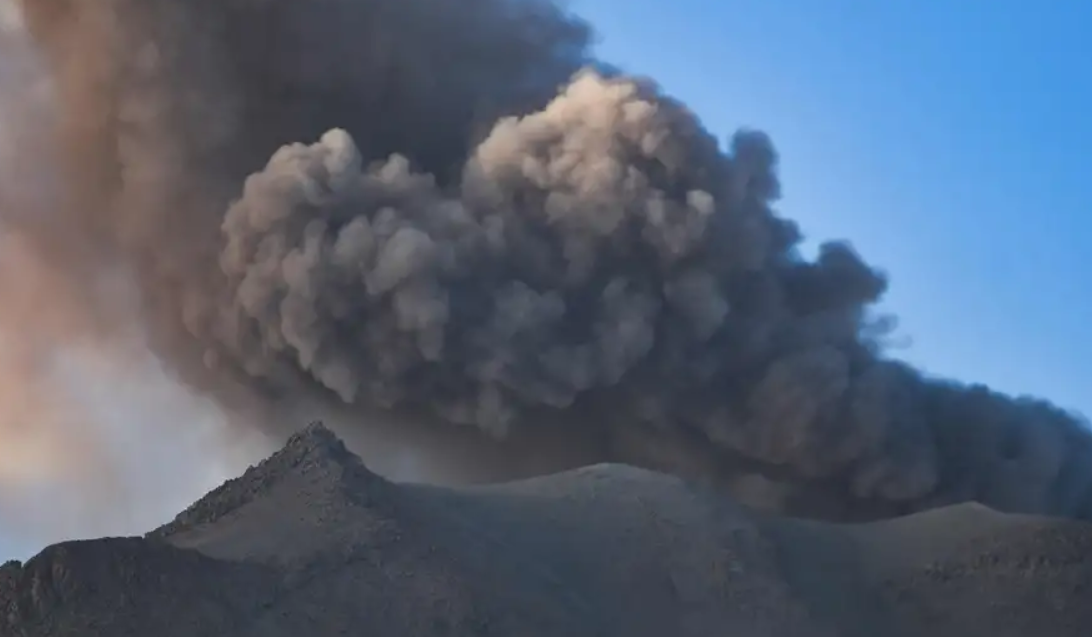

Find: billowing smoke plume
<box><xmin>5</xmin><ymin>0</ymin><xmax>1091</xmax><ymax>522</ymax></box>
<box><xmin>0</xmin><ymin>5</ymin><xmax>268</xmax><ymax>553</ymax></box>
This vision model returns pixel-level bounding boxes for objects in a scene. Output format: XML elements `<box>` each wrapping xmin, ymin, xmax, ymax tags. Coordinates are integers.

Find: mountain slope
<box><xmin>2</xmin><ymin>423</ymin><xmax>1090</xmax><ymax>636</ymax></box>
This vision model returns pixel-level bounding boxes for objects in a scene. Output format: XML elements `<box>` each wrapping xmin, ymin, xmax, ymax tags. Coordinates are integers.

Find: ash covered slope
<box><xmin>3</xmin><ymin>425</ymin><xmax>1092</xmax><ymax>637</ymax></box>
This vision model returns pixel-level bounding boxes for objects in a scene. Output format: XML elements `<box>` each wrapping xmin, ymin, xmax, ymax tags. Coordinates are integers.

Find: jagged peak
<box><xmin>148</xmin><ymin>421</ymin><xmax>383</xmax><ymax>540</ymax></box>
<box><xmin>280</xmin><ymin>421</ymin><xmax>360</xmax><ymax>465</ymax></box>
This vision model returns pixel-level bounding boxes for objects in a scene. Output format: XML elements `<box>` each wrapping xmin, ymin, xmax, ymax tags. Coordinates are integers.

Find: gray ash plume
<box><xmin>8</xmin><ymin>0</ymin><xmax>1091</xmax><ymax>521</ymax></box>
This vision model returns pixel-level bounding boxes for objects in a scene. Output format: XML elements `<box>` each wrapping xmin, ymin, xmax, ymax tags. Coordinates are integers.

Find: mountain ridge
<box><xmin>2</xmin><ymin>422</ymin><xmax>1090</xmax><ymax>636</ymax></box>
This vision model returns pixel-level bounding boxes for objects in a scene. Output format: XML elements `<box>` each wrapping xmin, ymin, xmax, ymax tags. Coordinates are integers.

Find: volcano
<box><xmin>1</xmin><ymin>423</ymin><xmax>1089</xmax><ymax>637</ymax></box>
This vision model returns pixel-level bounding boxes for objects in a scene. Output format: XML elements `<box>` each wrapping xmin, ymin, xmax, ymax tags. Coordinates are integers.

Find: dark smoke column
<box><xmin>13</xmin><ymin>0</ymin><xmax>1092</xmax><ymax>522</ymax></box>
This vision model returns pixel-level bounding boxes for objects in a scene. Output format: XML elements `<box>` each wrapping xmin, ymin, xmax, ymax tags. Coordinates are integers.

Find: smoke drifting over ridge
<box><xmin>4</xmin><ymin>0</ymin><xmax>1091</xmax><ymax>522</ymax></box>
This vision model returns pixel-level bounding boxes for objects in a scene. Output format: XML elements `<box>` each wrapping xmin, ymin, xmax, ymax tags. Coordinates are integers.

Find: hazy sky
<box><xmin>574</xmin><ymin>0</ymin><xmax>1089</xmax><ymax>418</ymax></box>
<box><xmin>1</xmin><ymin>1</ymin><xmax>1088</xmax><ymax>560</ymax></box>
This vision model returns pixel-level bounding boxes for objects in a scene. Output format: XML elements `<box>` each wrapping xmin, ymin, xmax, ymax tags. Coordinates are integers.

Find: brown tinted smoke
<box><xmin>10</xmin><ymin>0</ymin><xmax>1092</xmax><ymax>521</ymax></box>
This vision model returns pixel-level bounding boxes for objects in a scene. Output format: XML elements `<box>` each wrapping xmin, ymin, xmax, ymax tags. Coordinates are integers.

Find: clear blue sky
<box><xmin>574</xmin><ymin>0</ymin><xmax>1090</xmax><ymax>418</ymax></box>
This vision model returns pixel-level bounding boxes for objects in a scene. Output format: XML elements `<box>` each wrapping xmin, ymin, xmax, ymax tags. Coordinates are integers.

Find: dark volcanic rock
<box><xmin>149</xmin><ymin>421</ymin><xmax>377</xmax><ymax>541</ymax></box>
<box><xmin>0</xmin><ymin>538</ymin><xmax>278</xmax><ymax>637</ymax></box>
<box><xmin>878</xmin><ymin>521</ymin><xmax>1092</xmax><ymax>635</ymax></box>
<box><xmin>5</xmin><ymin>423</ymin><xmax>1092</xmax><ymax>636</ymax></box>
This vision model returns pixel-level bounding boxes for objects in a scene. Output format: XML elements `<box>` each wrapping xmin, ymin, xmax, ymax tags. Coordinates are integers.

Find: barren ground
<box><xmin>2</xmin><ymin>424</ymin><xmax>1090</xmax><ymax>636</ymax></box>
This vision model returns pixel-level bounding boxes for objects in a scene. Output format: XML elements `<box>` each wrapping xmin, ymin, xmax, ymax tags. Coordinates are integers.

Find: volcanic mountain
<box><xmin>2</xmin><ymin>423</ymin><xmax>1090</xmax><ymax>637</ymax></box>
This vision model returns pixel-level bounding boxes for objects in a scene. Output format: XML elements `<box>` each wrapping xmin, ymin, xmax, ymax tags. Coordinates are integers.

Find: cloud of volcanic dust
<box><xmin>0</xmin><ymin>11</ymin><xmax>268</xmax><ymax>553</ymax></box>
<box><xmin>4</xmin><ymin>0</ymin><xmax>1092</xmax><ymax>523</ymax></box>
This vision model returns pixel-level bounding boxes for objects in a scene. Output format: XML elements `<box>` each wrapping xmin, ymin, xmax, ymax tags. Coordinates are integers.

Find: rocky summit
<box><xmin>2</xmin><ymin>423</ymin><xmax>1090</xmax><ymax>637</ymax></box>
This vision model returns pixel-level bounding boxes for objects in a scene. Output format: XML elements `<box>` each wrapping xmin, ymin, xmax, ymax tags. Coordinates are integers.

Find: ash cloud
<box><xmin>0</xmin><ymin>8</ymin><xmax>269</xmax><ymax>550</ymax></box>
<box><xmin>6</xmin><ymin>0</ymin><xmax>1092</xmax><ymax>522</ymax></box>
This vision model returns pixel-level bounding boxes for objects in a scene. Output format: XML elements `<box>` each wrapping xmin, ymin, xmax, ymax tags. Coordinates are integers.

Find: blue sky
<box><xmin>574</xmin><ymin>0</ymin><xmax>1090</xmax><ymax>418</ymax></box>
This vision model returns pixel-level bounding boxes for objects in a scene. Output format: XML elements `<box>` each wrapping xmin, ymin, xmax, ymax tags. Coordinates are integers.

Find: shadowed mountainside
<box><xmin>2</xmin><ymin>423</ymin><xmax>1090</xmax><ymax>637</ymax></box>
